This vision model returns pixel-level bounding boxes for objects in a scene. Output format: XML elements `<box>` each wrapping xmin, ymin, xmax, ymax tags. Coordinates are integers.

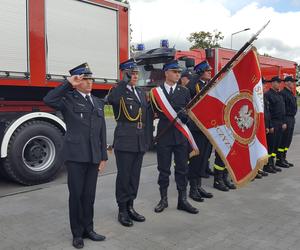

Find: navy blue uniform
<box><xmin>43</xmin><ymin>81</ymin><xmax>107</xmax><ymax>237</ymax></box>
<box><xmin>279</xmin><ymin>87</ymin><xmax>297</xmax><ymax>161</ymax></box>
<box><xmin>151</xmin><ymin>84</ymin><xmax>191</xmax><ymax>191</ymax></box>
<box><xmin>264</xmin><ymin>88</ymin><xmax>285</xmax><ymax>161</ymax></box>
<box><xmin>108</xmin><ymin>81</ymin><xmax>148</xmax><ymax>206</ymax></box>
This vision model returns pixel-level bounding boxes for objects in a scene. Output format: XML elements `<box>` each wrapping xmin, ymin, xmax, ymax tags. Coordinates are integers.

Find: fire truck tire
<box><xmin>0</xmin><ymin>159</ymin><xmax>13</xmax><ymax>181</ymax></box>
<box><xmin>3</xmin><ymin>120</ymin><xmax>64</xmax><ymax>185</ymax></box>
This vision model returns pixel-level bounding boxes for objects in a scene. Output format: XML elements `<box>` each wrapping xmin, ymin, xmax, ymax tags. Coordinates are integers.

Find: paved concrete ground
<box><xmin>0</xmin><ymin>134</ymin><xmax>300</xmax><ymax>250</ymax></box>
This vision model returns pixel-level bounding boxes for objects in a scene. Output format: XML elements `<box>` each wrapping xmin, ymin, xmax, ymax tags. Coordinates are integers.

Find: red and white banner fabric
<box><xmin>188</xmin><ymin>48</ymin><xmax>268</xmax><ymax>187</ymax></box>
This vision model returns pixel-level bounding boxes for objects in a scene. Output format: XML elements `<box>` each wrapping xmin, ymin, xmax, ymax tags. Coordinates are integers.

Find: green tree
<box><xmin>187</xmin><ymin>30</ymin><xmax>224</xmax><ymax>49</ymax></box>
<box><xmin>263</xmin><ymin>53</ymin><xmax>271</xmax><ymax>57</ymax></box>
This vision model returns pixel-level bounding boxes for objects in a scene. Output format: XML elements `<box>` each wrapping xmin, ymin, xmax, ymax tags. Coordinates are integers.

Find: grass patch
<box><xmin>104</xmin><ymin>105</ymin><xmax>114</xmax><ymax>117</ymax></box>
<box><xmin>297</xmin><ymin>97</ymin><xmax>300</xmax><ymax>107</ymax></box>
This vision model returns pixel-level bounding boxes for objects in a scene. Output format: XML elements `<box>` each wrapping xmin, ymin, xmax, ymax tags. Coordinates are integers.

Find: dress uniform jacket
<box><xmin>151</xmin><ymin>83</ymin><xmax>191</xmax><ymax>191</ymax></box>
<box><xmin>186</xmin><ymin>76</ymin><xmax>206</xmax><ymax>131</ymax></box>
<box><xmin>43</xmin><ymin>80</ymin><xmax>107</xmax><ymax>238</ymax></box>
<box><xmin>279</xmin><ymin>87</ymin><xmax>297</xmax><ymax>154</ymax></box>
<box><xmin>43</xmin><ymin>81</ymin><xmax>108</xmax><ymax>164</ymax></box>
<box><xmin>264</xmin><ymin>88</ymin><xmax>286</xmax><ymax>159</ymax></box>
<box><xmin>107</xmin><ymin>80</ymin><xmax>149</xmax><ymax>205</ymax></box>
<box><xmin>280</xmin><ymin>87</ymin><xmax>298</xmax><ymax>121</ymax></box>
<box><xmin>108</xmin><ymin>81</ymin><xmax>148</xmax><ymax>153</ymax></box>
<box><xmin>264</xmin><ymin>88</ymin><xmax>286</xmax><ymax>124</ymax></box>
<box><xmin>153</xmin><ymin>84</ymin><xmax>191</xmax><ymax>146</ymax></box>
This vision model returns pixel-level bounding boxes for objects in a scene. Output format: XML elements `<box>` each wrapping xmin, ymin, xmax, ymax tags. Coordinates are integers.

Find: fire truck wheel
<box><xmin>0</xmin><ymin>159</ymin><xmax>12</xmax><ymax>181</ymax></box>
<box><xmin>0</xmin><ymin>159</ymin><xmax>13</xmax><ymax>181</ymax></box>
<box><xmin>3</xmin><ymin>120</ymin><xmax>64</xmax><ymax>185</ymax></box>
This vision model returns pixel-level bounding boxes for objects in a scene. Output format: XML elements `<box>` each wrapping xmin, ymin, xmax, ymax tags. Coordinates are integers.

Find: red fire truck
<box><xmin>0</xmin><ymin>0</ymin><xmax>129</xmax><ymax>185</ymax></box>
<box><xmin>135</xmin><ymin>45</ymin><xmax>297</xmax><ymax>91</ymax></box>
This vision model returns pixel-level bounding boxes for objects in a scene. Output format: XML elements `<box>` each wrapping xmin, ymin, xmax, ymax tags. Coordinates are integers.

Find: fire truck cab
<box><xmin>0</xmin><ymin>0</ymin><xmax>129</xmax><ymax>185</ymax></box>
<box><xmin>134</xmin><ymin>42</ymin><xmax>297</xmax><ymax>92</ymax></box>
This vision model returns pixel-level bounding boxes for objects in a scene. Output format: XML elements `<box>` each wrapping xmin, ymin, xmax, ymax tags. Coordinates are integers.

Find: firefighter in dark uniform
<box><xmin>107</xmin><ymin>60</ymin><xmax>148</xmax><ymax>227</ymax></box>
<box><xmin>43</xmin><ymin>63</ymin><xmax>107</xmax><ymax>249</ymax></box>
<box><xmin>178</xmin><ymin>68</ymin><xmax>192</xmax><ymax>87</ymax></box>
<box><xmin>263</xmin><ymin>76</ymin><xmax>286</xmax><ymax>172</ymax></box>
<box><xmin>151</xmin><ymin>60</ymin><xmax>198</xmax><ymax>214</ymax></box>
<box><xmin>186</xmin><ymin>61</ymin><xmax>214</xmax><ymax>201</ymax></box>
<box><xmin>263</xmin><ymin>78</ymin><xmax>279</xmax><ymax>174</ymax></box>
<box><xmin>213</xmin><ymin>153</ymin><xmax>236</xmax><ymax>191</ymax></box>
<box><xmin>278</xmin><ymin>76</ymin><xmax>298</xmax><ymax>167</ymax></box>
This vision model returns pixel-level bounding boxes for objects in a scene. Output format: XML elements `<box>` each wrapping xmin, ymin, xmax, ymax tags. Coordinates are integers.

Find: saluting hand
<box><xmin>98</xmin><ymin>160</ymin><xmax>107</xmax><ymax>174</ymax></box>
<box><xmin>67</xmin><ymin>74</ymin><xmax>84</xmax><ymax>87</ymax></box>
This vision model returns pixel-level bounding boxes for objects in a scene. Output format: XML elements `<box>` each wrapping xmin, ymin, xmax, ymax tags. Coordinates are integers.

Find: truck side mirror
<box><xmin>144</xmin><ymin>65</ymin><xmax>154</xmax><ymax>71</ymax></box>
<box><xmin>185</xmin><ymin>58</ymin><xmax>195</xmax><ymax>68</ymax></box>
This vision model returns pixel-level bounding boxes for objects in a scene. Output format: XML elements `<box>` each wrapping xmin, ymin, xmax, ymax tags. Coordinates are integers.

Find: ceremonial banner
<box><xmin>188</xmin><ymin>48</ymin><xmax>268</xmax><ymax>186</ymax></box>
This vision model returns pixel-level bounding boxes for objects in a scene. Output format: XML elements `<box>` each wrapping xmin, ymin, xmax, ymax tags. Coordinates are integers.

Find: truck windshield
<box><xmin>137</xmin><ymin>60</ymin><xmax>186</xmax><ymax>87</ymax></box>
<box><xmin>137</xmin><ymin>63</ymin><xmax>164</xmax><ymax>87</ymax></box>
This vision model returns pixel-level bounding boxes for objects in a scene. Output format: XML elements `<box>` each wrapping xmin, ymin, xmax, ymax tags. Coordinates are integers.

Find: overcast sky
<box><xmin>129</xmin><ymin>0</ymin><xmax>300</xmax><ymax>63</ymax></box>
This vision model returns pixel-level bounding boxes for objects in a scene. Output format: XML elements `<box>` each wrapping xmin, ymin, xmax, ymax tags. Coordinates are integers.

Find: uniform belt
<box><xmin>117</xmin><ymin>121</ymin><xmax>145</xmax><ymax>129</ymax></box>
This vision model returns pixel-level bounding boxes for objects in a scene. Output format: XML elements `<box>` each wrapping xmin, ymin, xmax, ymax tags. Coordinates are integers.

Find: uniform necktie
<box><xmin>169</xmin><ymin>86</ymin><xmax>173</xmax><ymax>96</ymax></box>
<box><xmin>131</xmin><ymin>86</ymin><xmax>140</xmax><ymax>101</ymax></box>
<box><xmin>85</xmin><ymin>95</ymin><xmax>94</xmax><ymax>108</ymax></box>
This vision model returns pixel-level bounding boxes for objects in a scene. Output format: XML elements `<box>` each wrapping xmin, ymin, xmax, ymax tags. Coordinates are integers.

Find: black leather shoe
<box><xmin>284</xmin><ymin>159</ymin><xmax>294</xmax><ymax>167</ymax></box>
<box><xmin>223</xmin><ymin>178</ymin><xmax>236</xmax><ymax>189</ymax></box>
<box><xmin>283</xmin><ymin>152</ymin><xmax>294</xmax><ymax>167</ymax></box>
<box><xmin>83</xmin><ymin>231</ymin><xmax>105</xmax><ymax>241</ymax></box>
<box><xmin>276</xmin><ymin>160</ymin><xmax>289</xmax><ymax>168</ymax></box>
<box><xmin>223</xmin><ymin>170</ymin><xmax>236</xmax><ymax>189</ymax></box>
<box><xmin>197</xmin><ymin>178</ymin><xmax>213</xmax><ymax>198</ymax></box>
<box><xmin>73</xmin><ymin>237</ymin><xmax>84</xmax><ymax>249</ymax></box>
<box><xmin>198</xmin><ymin>187</ymin><xmax>213</xmax><ymax>198</ymax></box>
<box><xmin>263</xmin><ymin>165</ymin><xmax>276</xmax><ymax>173</ymax></box>
<box><xmin>189</xmin><ymin>179</ymin><xmax>204</xmax><ymax>202</ymax></box>
<box><xmin>177</xmin><ymin>201</ymin><xmax>199</xmax><ymax>214</ymax></box>
<box><xmin>255</xmin><ymin>173</ymin><xmax>262</xmax><ymax>179</ymax></box>
<box><xmin>118</xmin><ymin>212</ymin><xmax>133</xmax><ymax>227</ymax></box>
<box><xmin>258</xmin><ymin>169</ymin><xmax>268</xmax><ymax>177</ymax></box>
<box><xmin>214</xmin><ymin>170</ymin><xmax>229</xmax><ymax>191</ymax></box>
<box><xmin>177</xmin><ymin>191</ymin><xmax>199</xmax><ymax>214</ymax></box>
<box><xmin>154</xmin><ymin>198</ymin><xmax>168</xmax><ymax>213</ymax></box>
<box><xmin>128</xmin><ymin>205</ymin><xmax>145</xmax><ymax>222</ymax></box>
<box><xmin>214</xmin><ymin>180</ymin><xmax>229</xmax><ymax>191</ymax></box>
<box><xmin>273</xmin><ymin>165</ymin><xmax>282</xmax><ymax>172</ymax></box>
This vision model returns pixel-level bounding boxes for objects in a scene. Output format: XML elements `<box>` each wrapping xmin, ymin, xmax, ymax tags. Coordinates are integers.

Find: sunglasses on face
<box><xmin>83</xmin><ymin>78</ymin><xmax>95</xmax><ymax>83</ymax></box>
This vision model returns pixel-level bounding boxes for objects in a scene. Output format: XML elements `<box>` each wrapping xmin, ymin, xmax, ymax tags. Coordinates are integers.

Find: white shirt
<box><xmin>164</xmin><ymin>82</ymin><xmax>177</xmax><ymax>94</ymax></box>
<box><xmin>127</xmin><ymin>84</ymin><xmax>140</xmax><ymax>101</ymax></box>
<box><xmin>77</xmin><ymin>90</ymin><xmax>94</xmax><ymax>105</ymax></box>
